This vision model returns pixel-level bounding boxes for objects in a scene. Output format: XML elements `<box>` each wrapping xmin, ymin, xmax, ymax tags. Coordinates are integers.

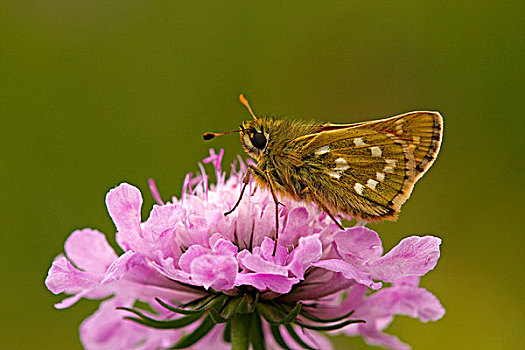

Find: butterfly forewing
<box><xmin>292</xmin><ymin>111</ymin><xmax>442</xmax><ymax>220</ymax></box>
<box><xmin>341</xmin><ymin>111</ymin><xmax>443</xmax><ymax>179</ymax></box>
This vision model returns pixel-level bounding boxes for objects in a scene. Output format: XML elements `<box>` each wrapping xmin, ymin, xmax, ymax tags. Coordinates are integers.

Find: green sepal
<box><xmin>218</xmin><ymin>296</ymin><xmax>243</xmax><ymax>319</ymax></box>
<box><xmin>222</xmin><ymin>321</ymin><xmax>231</xmax><ymax>343</ymax></box>
<box><xmin>169</xmin><ymin>315</ymin><xmax>216</xmax><ymax>349</ymax></box>
<box><xmin>295</xmin><ymin>318</ymin><xmax>365</xmax><ymax>331</ymax></box>
<box><xmin>206</xmin><ymin>306</ymin><xmax>228</xmax><ymax>324</ymax></box>
<box><xmin>155</xmin><ymin>298</ymin><xmax>209</xmax><ymax>315</ymax></box>
<box><xmin>250</xmin><ymin>312</ymin><xmax>266</xmax><ymax>350</ymax></box>
<box><xmin>257</xmin><ymin>302</ymin><xmax>301</xmax><ymax>325</ymax></box>
<box><xmin>117</xmin><ymin>307</ymin><xmax>204</xmax><ymax>329</ymax></box>
<box><xmin>178</xmin><ymin>293</ymin><xmax>217</xmax><ymax>309</ymax></box>
<box><xmin>284</xmin><ymin>324</ymin><xmax>316</xmax><ymax>350</ymax></box>
<box><xmin>269</xmin><ymin>325</ymin><xmax>291</xmax><ymax>350</ymax></box>
<box><xmin>236</xmin><ymin>293</ymin><xmax>257</xmax><ymax>314</ymax></box>
<box><xmin>299</xmin><ymin>309</ymin><xmax>355</xmax><ymax>323</ymax></box>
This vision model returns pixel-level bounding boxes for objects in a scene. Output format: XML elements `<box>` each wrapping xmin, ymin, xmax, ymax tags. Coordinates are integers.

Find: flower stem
<box><xmin>231</xmin><ymin>313</ymin><xmax>251</xmax><ymax>350</ymax></box>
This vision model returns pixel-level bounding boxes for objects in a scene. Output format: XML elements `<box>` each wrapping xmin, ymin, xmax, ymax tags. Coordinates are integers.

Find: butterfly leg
<box><xmin>247</xmin><ymin>165</ymin><xmax>282</xmax><ymax>255</ymax></box>
<box><xmin>304</xmin><ymin>188</ymin><xmax>345</xmax><ymax>230</ymax></box>
<box><xmin>317</xmin><ymin>202</ymin><xmax>345</xmax><ymax>230</ymax></box>
<box><xmin>224</xmin><ymin>169</ymin><xmax>251</xmax><ymax>216</ymax></box>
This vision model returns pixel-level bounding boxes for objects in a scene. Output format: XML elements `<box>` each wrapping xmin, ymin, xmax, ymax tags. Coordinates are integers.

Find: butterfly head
<box><xmin>239</xmin><ymin>119</ymin><xmax>269</xmax><ymax>159</ymax></box>
<box><xmin>203</xmin><ymin>94</ymin><xmax>275</xmax><ymax>160</ymax></box>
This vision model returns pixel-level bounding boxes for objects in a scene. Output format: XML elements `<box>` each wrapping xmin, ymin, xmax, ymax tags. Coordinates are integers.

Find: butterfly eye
<box><xmin>250</xmin><ymin>132</ymin><xmax>267</xmax><ymax>150</ymax></box>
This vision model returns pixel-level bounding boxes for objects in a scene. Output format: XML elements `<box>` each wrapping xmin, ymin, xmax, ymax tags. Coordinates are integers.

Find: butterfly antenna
<box><xmin>239</xmin><ymin>94</ymin><xmax>257</xmax><ymax>120</ymax></box>
<box><xmin>203</xmin><ymin>129</ymin><xmax>241</xmax><ymax>141</ymax></box>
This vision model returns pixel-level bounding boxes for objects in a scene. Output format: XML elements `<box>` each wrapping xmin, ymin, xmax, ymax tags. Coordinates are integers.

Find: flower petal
<box><xmin>260</xmin><ymin>236</ymin><xmax>287</xmax><ymax>265</ymax></box>
<box><xmin>45</xmin><ymin>255</ymin><xmax>103</xmax><ymax>295</ymax></box>
<box><xmin>239</xmin><ymin>252</ymin><xmax>288</xmax><ymax>276</ymax></box>
<box><xmin>190</xmin><ymin>254</ymin><xmax>238</xmax><ymax>290</ymax></box>
<box><xmin>287</xmin><ymin>234</ymin><xmax>322</xmax><ymax>279</ymax></box>
<box><xmin>281</xmin><ymin>271</ymin><xmax>356</xmax><ymax>302</ymax></box>
<box><xmin>385</xmin><ymin>285</ymin><xmax>446</xmax><ymax>322</ymax></box>
<box><xmin>333</xmin><ymin>227</ymin><xmax>383</xmax><ymax>262</ymax></box>
<box><xmin>45</xmin><ymin>255</ymin><xmax>111</xmax><ymax>308</ymax></box>
<box><xmin>101</xmin><ymin>250</ymin><xmax>139</xmax><ymax>284</ymax></box>
<box><xmin>178</xmin><ymin>245</ymin><xmax>209</xmax><ymax>273</ymax></box>
<box><xmin>106</xmin><ymin>183</ymin><xmax>143</xmax><ymax>251</ymax></box>
<box><xmin>211</xmin><ymin>236</ymin><xmax>238</xmax><ymax>257</ymax></box>
<box><xmin>235</xmin><ymin>273</ymin><xmax>299</xmax><ymax>294</ymax></box>
<box><xmin>64</xmin><ymin>229</ymin><xmax>117</xmax><ymax>274</ymax></box>
<box><xmin>280</xmin><ymin>207</ymin><xmax>309</xmax><ymax>246</ymax></box>
<box><xmin>368</xmin><ymin>236</ymin><xmax>441</xmax><ymax>282</ymax></box>
<box><xmin>313</xmin><ymin>259</ymin><xmax>382</xmax><ymax>290</ymax></box>
<box><xmin>358</xmin><ymin>326</ymin><xmax>411</xmax><ymax>350</ymax></box>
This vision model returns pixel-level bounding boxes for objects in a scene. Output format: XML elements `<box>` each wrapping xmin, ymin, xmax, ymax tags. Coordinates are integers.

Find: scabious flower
<box><xmin>45</xmin><ymin>149</ymin><xmax>445</xmax><ymax>350</ymax></box>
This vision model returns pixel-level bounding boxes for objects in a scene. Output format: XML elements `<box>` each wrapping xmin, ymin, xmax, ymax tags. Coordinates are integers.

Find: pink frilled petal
<box><xmin>190</xmin><ymin>255</ymin><xmax>238</xmax><ymax>290</ymax></box>
<box><xmin>45</xmin><ymin>255</ymin><xmax>112</xmax><ymax>309</ymax></box>
<box><xmin>235</xmin><ymin>273</ymin><xmax>299</xmax><ymax>294</ymax></box>
<box><xmin>339</xmin><ymin>281</ymin><xmax>444</xmax><ymax>350</ymax></box>
<box><xmin>178</xmin><ymin>245</ymin><xmax>208</xmax><ymax>273</ymax></box>
<box><xmin>141</xmin><ymin>203</ymin><xmax>183</xmax><ymax>254</ymax></box>
<box><xmin>80</xmin><ymin>298</ymin><xmax>178</xmax><ymax>350</ymax></box>
<box><xmin>368</xmin><ymin>236</ymin><xmax>441</xmax><ymax>282</ymax></box>
<box><xmin>280</xmin><ymin>207</ymin><xmax>309</xmax><ymax>246</ymax></box>
<box><xmin>357</xmin><ymin>327</ymin><xmax>411</xmax><ymax>350</ymax></box>
<box><xmin>252</xmin><ymin>203</ymin><xmax>276</xmax><ymax>247</ymax></box>
<box><xmin>238</xmin><ymin>251</ymin><xmax>288</xmax><ymax>276</ymax></box>
<box><xmin>101</xmin><ymin>251</ymin><xmax>139</xmax><ymax>284</ymax></box>
<box><xmin>64</xmin><ymin>229</ymin><xmax>118</xmax><ymax>274</ymax></box>
<box><xmin>211</xmin><ymin>236</ymin><xmax>238</xmax><ymax>256</ymax></box>
<box><xmin>150</xmin><ymin>259</ymin><xmax>194</xmax><ymax>286</ymax></box>
<box><xmin>45</xmin><ymin>255</ymin><xmax>104</xmax><ymax>295</ymax></box>
<box><xmin>106</xmin><ymin>183</ymin><xmax>143</xmax><ymax>251</ymax></box>
<box><xmin>313</xmin><ymin>259</ymin><xmax>382</xmax><ymax>290</ymax></box>
<box><xmin>378</xmin><ymin>284</ymin><xmax>446</xmax><ymax>322</ymax></box>
<box><xmin>333</xmin><ymin>227</ymin><xmax>383</xmax><ymax>262</ymax></box>
<box><xmin>287</xmin><ymin>234</ymin><xmax>323</xmax><ymax>279</ymax></box>
<box><xmin>259</xmin><ymin>237</ymin><xmax>287</xmax><ymax>265</ymax></box>
<box><xmin>280</xmin><ymin>271</ymin><xmax>355</xmax><ymax>302</ymax></box>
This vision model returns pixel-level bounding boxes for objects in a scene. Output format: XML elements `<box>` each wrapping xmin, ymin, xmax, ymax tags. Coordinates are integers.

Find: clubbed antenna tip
<box><xmin>203</xmin><ymin>133</ymin><xmax>216</xmax><ymax>141</ymax></box>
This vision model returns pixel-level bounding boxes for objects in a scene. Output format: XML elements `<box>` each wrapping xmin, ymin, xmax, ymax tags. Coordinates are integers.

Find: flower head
<box><xmin>46</xmin><ymin>149</ymin><xmax>444</xmax><ymax>349</ymax></box>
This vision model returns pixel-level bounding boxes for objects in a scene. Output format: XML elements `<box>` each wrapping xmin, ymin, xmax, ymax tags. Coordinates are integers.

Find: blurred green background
<box><xmin>1</xmin><ymin>1</ymin><xmax>523</xmax><ymax>349</ymax></box>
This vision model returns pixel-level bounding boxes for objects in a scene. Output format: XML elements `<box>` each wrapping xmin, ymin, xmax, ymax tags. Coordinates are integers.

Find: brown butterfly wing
<box><xmin>291</xmin><ymin>111</ymin><xmax>442</xmax><ymax>221</ymax></box>
<box><xmin>322</xmin><ymin>111</ymin><xmax>443</xmax><ymax>180</ymax></box>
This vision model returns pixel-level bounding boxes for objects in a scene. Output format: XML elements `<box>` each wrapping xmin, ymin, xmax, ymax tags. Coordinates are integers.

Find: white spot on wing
<box><xmin>384</xmin><ymin>166</ymin><xmax>394</xmax><ymax>173</ymax></box>
<box><xmin>354</xmin><ymin>182</ymin><xmax>364</xmax><ymax>195</ymax></box>
<box><xmin>334</xmin><ymin>157</ymin><xmax>349</xmax><ymax>171</ymax></box>
<box><xmin>353</xmin><ymin>138</ymin><xmax>368</xmax><ymax>147</ymax></box>
<box><xmin>327</xmin><ymin>171</ymin><xmax>341</xmax><ymax>179</ymax></box>
<box><xmin>315</xmin><ymin>146</ymin><xmax>330</xmax><ymax>155</ymax></box>
<box><xmin>366</xmin><ymin>179</ymin><xmax>378</xmax><ymax>190</ymax></box>
<box><xmin>385</xmin><ymin>159</ymin><xmax>397</xmax><ymax>166</ymax></box>
<box><xmin>376</xmin><ymin>172</ymin><xmax>385</xmax><ymax>181</ymax></box>
<box><xmin>370</xmin><ymin>146</ymin><xmax>382</xmax><ymax>157</ymax></box>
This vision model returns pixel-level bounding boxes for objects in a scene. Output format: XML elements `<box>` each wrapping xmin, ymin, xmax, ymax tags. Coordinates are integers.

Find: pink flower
<box><xmin>45</xmin><ymin>149</ymin><xmax>445</xmax><ymax>349</ymax></box>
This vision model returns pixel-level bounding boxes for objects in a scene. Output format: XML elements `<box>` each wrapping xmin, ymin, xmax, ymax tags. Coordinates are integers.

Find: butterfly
<box><xmin>204</xmin><ymin>95</ymin><xmax>443</xmax><ymax>249</ymax></box>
